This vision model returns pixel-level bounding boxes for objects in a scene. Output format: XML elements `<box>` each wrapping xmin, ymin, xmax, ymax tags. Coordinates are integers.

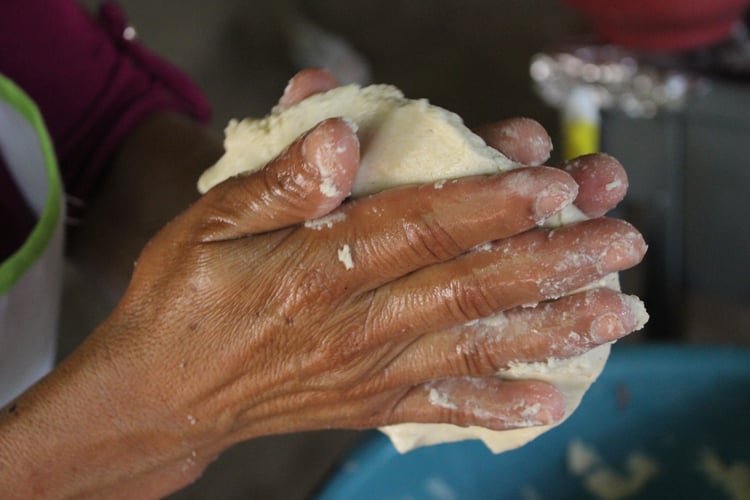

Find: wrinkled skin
<box><xmin>0</xmin><ymin>69</ymin><xmax>645</xmax><ymax>499</ymax></box>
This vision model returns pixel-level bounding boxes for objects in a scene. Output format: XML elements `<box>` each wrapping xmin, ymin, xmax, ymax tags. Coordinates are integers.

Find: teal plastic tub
<box><xmin>317</xmin><ymin>345</ymin><xmax>750</xmax><ymax>499</ymax></box>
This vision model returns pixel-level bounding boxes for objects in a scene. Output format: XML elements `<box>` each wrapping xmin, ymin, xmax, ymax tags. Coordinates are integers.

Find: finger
<box><xmin>300</xmin><ymin>166</ymin><xmax>577</xmax><ymax>292</ymax></box>
<box><xmin>382</xmin><ymin>289</ymin><xmax>647</xmax><ymax>384</ymax></box>
<box><xmin>382</xmin><ymin>378</ymin><xmax>564</xmax><ymax>430</ymax></box>
<box><xmin>473</xmin><ymin>117</ymin><xmax>553</xmax><ymax>166</ymax></box>
<box><xmin>276</xmin><ymin>68</ymin><xmax>340</xmax><ymax>111</ymax></box>
<box><xmin>368</xmin><ymin>218</ymin><xmax>646</xmax><ymax>340</ymax></box>
<box><xmin>562</xmin><ymin>153</ymin><xmax>629</xmax><ymax>218</ymax></box>
<box><xmin>192</xmin><ymin>118</ymin><xmax>359</xmax><ymax>241</ymax></box>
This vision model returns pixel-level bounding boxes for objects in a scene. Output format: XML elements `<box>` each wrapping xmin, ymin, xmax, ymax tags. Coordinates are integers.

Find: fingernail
<box><xmin>591</xmin><ymin>313</ymin><xmax>626</xmax><ymax>342</ymax></box>
<box><xmin>520</xmin><ymin>394</ymin><xmax>566</xmax><ymax>427</ymax></box>
<box><xmin>474</xmin><ymin>401</ymin><xmax>560</xmax><ymax>428</ymax></box>
<box><xmin>592</xmin><ymin>295</ymin><xmax>649</xmax><ymax>342</ymax></box>
<box><xmin>516</xmin><ymin>402</ymin><xmax>560</xmax><ymax>427</ymax></box>
<box><xmin>275</xmin><ymin>76</ymin><xmax>298</xmax><ymax>111</ymax></box>
<box><xmin>526</xmin><ymin>133</ymin><xmax>554</xmax><ymax>167</ymax></box>
<box><xmin>534</xmin><ymin>182</ymin><xmax>577</xmax><ymax>221</ymax></box>
<box><xmin>597</xmin><ymin>233</ymin><xmax>642</xmax><ymax>273</ymax></box>
<box><xmin>302</xmin><ymin>119</ymin><xmax>359</xmax><ymax>199</ymax></box>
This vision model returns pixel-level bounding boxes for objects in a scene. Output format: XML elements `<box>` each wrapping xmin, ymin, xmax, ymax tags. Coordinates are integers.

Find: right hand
<box><xmin>0</xmin><ymin>70</ymin><xmax>646</xmax><ymax>499</ymax></box>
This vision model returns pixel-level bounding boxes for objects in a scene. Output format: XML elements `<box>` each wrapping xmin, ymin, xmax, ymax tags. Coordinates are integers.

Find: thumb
<box><xmin>189</xmin><ymin>117</ymin><xmax>359</xmax><ymax>241</ymax></box>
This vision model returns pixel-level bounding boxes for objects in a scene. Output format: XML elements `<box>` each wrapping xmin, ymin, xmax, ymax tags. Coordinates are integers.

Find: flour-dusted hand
<box><xmin>106</xmin><ymin>113</ymin><xmax>643</xmax><ymax>443</ymax></box>
<box><xmin>0</xmin><ymin>72</ymin><xmax>646</xmax><ymax>499</ymax></box>
<box><xmin>203</xmin><ymin>69</ymin><xmax>648</xmax><ymax>454</ymax></box>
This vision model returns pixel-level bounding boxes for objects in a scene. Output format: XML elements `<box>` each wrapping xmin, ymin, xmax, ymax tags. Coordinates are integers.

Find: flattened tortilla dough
<box><xmin>201</xmin><ymin>85</ymin><xmax>507</xmax><ymax>196</ymax></box>
<box><xmin>198</xmin><ymin>83</ymin><xmax>640</xmax><ymax>454</ymax></box>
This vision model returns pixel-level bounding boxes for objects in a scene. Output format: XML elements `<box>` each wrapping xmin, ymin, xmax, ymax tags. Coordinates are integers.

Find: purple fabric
<box><xmin>0</xmin><ymin>157</ymin><xmax>36</xmax><ymax>261</ymax></box>
<box><xmin>0</xmin><ymin>0</ymin><xmax>211</xmax><ymax>262</ymax></box>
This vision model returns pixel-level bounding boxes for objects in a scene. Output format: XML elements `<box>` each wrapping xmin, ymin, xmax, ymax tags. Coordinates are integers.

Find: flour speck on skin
<box><xmin>428</xmin><ymin>387</ymin><xmax>458</xmax><ymax>410</ymax></box>
<box><xmin>319</xmin><ymin>178</ymin><xmax>340</xmax><ymax>198</ymax></box>
<box><xmin>434</xmin><ymin>179</ymin><xmax>447</xmax><ymax>189</ymax></box>
<box><xmin>502</xmin><ymin>125</ymin><xmax>520</xmax><ymax>140</ymax></box>
<box><xmin>596</xmin><ymin>231</ymin><xmax>644</xmax><ymax>275</ymax></box>
<box><xmin>181</xmin><ymin>456</ymin><xmax>197</xmax><ymax>474</ymax></box>
<box><xmin>532</xmin><ymin>182</ymin><xmax>578</xmax><ymax>224</ymax></box>
<box><xmin>520</xmin><ymin>403</ymin><xmax>542</xmax><ymax>420</ymax></box>
<box><xmin>304</xmin><ymin>212</ymin><xmax>347</xmax><ymax>230</ymax></box>
<box><xmin>472</xmin><ymin>242</ymin><xmax>493</xmax><ymax>252</ymax></box>
<box><xmin>527</xmin><ymin>135</ymin><xmax>552</xmax><ymax>166</ymax></box>
<box><xmin>470</xmin><ymin>400</ymin><xmax>543</xmax><ymax>429</ymax></box>
<box><xmin>605</xmin><ymin>179</ymin><xmax>623</xmax><ymax>192</ymax></box>
<box><xmin>338</xmin><ymin>244</ymin><xmax>354</xmax><ymax>270</ymax></box>
<box><xmin>554</xmin><ymin>249</ymin><xmax>597</xmax><ymax>273</ymax></box>
<box><xmin>311</xmin><ymin>134</ymin><xmax>342</xmax><ymax>199</ymax></box>
<box><xmin>428</xmin><ymin>379</ymin><xmax>552</xmax><ymax>429</ymax></box>
<box><xmin>187</xmin><ymin>415</ymin><xmax>197</xmax><ymax>425</ymax></box>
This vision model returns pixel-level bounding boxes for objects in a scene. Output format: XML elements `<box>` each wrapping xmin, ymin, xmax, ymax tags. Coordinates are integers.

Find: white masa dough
<box><xmin>198</xmin><ymin>83</ymin><xmax>647</xmax><ymax>454</ymax></box>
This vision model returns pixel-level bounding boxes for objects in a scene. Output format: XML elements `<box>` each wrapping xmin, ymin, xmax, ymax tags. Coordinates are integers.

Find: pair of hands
<box><xmin>0</xmin><ymin>69</ymin><xmax>646</xmax><ymax>498</ymax></box>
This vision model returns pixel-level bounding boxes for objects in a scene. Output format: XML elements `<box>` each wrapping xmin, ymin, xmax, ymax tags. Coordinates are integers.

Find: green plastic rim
<box><xmin>0</xmin><ymin>75</ymin><xmax>62</xmax><ymax>295</ymax></box>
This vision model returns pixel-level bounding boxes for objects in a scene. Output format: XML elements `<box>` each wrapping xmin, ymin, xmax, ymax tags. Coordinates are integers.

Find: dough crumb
<box><xmin>568</xmin><ymin>439</ymin><xmax>601</xmax><ymax>474</ymax></box>
<box><xmin>338</xmin><ymin>244</ymin><xmax>354</xmax><ymax>270</ymax></box>
<box><xmin>697</xmin><ymin>449</ymin><xmax>750</xmax><ymax>500</ymax></box>
<box><xmin>433</xmin><ymin>179</ymin><xmax>447</xmax><ymax>189</ymax></box>
<box><xmin>304</xmin><ymin>212</ymin><xmax>347</xmax><ymax>230</ymax></box>
<box><xmin>320</xmin><ymin>178</ymin><xmax>340</xmax><ymax>198</ymax></box>
<box><xmin>567</xmin><ymin>439</ymin><xmax>659</xmax><ymax>500</ymax></box>
<box><xmin>620</xmin><ymin>294</ymin><xmax>650</xmax><ymax>331</ymax></box>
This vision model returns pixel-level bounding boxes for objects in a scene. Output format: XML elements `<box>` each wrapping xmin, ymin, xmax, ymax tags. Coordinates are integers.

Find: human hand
<box><xmin>281</xmin><ymin>68</ymin><xmax>630</xmax><ymax>219</ymax></box>
<box><xmin>0</xmin><ymin>70</ymin><xmax>646</xmax><ymax>499</ymax></box>
<box><xmin>103</xmin><ymin>114</ymin><xmax>643</xmax><ymax>437</ymax></box>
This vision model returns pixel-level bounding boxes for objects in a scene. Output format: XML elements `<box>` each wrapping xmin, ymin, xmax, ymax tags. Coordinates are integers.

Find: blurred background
<box><xmin>63</xmin><ymin>0</ymin><xmax>750</xmax><ymax>498</ymax></box>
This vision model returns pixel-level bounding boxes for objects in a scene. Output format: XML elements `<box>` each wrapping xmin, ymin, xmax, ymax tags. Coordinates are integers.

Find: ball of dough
<box><xmin>198</xmin><ymin>83</ymin><xmax>642</xmax><ymax>454</ymax></box>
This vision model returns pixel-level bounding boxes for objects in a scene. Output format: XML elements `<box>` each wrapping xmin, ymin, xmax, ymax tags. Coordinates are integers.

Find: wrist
<box><xmin>0</xmin><ymin>322</ymin><xmax>222</xmax><ymax>499</ymax></box>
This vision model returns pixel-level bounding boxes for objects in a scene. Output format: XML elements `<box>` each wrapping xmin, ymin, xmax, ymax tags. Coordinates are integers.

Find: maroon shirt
<box><xmin>0</xmin><ymin>0</ymin><xmax>210</xmax><ymax>261</ymax></box>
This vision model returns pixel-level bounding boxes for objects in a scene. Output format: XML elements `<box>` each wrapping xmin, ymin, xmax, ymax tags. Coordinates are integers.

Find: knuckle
<box><xmin>263</xmin><ymin>159</ymin><xmax>313</xmax><ymax>210</ymax></box>
<box><xmin>441</xmin><ymin>404</ymin><xmax>476</xmax><ymax>428</ymax></box>
<box><xmin>445</xmin><ymin>277</ymin><xmax>498</xmax><ymax>323</ymax></box>
<box><xmin>454</xmin><ymin>341</ymin><xmax>504</xmax><ymax>376</ymax></box>
<box><xmin>402</xmin><ymin>217</ymin><xmax>463</xmax><ymax>263</ymax></box>
<box><xmin>289</xmin><ymin>263</ymin><xmax>347</xmax><ymax>307</ymax></box>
